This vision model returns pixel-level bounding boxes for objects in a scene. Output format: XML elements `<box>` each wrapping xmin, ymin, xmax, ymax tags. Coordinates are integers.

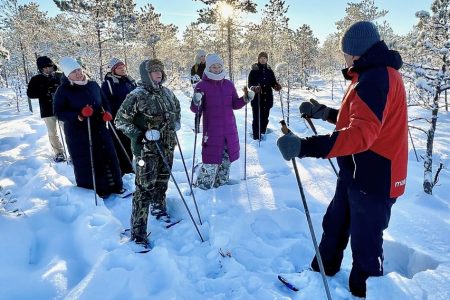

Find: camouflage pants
<box><xmin>196</xmin><ymin>148</ymin><xmax>230</xmax><ymax>190</ymax></box>
<box><xmin>130</xmin><ymin>147</ymin><xmax>174</xmax><ymax>240</ymax></box>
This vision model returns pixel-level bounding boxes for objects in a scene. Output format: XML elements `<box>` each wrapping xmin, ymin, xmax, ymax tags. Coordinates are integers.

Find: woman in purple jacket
<box><xmin>190</xmin><ymin>54</ymin><xmax>254</xmax><ymax>190</ymax></box>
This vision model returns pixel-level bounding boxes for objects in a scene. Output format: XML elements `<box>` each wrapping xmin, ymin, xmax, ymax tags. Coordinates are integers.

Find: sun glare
<box><xmin>218</xmin><ymin>2</ymin><xmax>233</xmax><ymax>20</ymax></box>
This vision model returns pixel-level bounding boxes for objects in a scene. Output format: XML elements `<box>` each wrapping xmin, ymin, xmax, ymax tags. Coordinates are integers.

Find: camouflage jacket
<box><xmin>115</xmin><ymin>81</ymin><xmax>181</xmax><ymax>157</ymax></box>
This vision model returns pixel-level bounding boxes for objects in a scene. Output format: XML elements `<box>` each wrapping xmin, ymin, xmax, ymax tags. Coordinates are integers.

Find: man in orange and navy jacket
<box><xmin>277</xmin><ymin>21</ymin><xmax>407</xmax><ymax>298</ymax></box>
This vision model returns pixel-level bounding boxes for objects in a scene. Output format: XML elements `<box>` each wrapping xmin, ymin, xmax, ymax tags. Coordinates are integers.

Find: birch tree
<box><xmin>408</xmin><ymin>1</ymin><xmax>450</xmax><ymax>194</ymax></box>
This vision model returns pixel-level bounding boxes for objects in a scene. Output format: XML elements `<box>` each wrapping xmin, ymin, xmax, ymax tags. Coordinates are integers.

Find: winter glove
<box><xmin>277</xmin><ymin>132</ymin><xmax>302</xmax><ymax>161</ymax></box>
<box><xmin>102</xmin><ymin>111</ymin><xmax>113</xmax><ymax>122</ymax></box>
<box><xmin>192</xmin><ymin>74</ymin><xmax>200</xmax><ymax>83</ymax></box>
<box><xmin>144</xmin><ymin>129</ymin><xmax>160</xmax><ymax>141</ymax></box>
<box><xmin>250</xmin><ymin>86</ymin><xmax>261</xmax><ymax>94</ymax></box>
<box><xmin>193</xmin><ymin>92</ymin><xmax>203</xmax><ymax>106</ymax></box>
<box><xmin>273</xmin><ymin>83</ymin><xmax>282</xmax><ymax>91</ymax></box>
<box><xmin>299</xmin><ymin>99</ymin><xmax>331</xmax><ymax>121</ymax></box>
<box><xmin>136</xmin><ymin>133</ymin><xmax>146</xmax><ymax>144</ymax></box>
<box><xmin>174</xmin><ymin>121</ymin><xmax>181</xmax><ymax>131</ymax></box>
<box><xmin>242</xmin><ymin>87</ymin><xmax>255</xmax><ymax>102</ymax></box>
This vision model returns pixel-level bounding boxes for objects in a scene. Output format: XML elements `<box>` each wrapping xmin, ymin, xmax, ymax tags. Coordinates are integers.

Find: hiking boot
<box><xmin>54</xmin><ymin>153</ymin><xmax>66</xmax><ymax>163</ymax></box>
<box><xmin>150</xmin><ymin>204</ymin><xmax>171</xmax><ymax>223</ymax></box>
<box><xmin>131</xmin><ymin>231</ymin><xmax>151</xmax><ymax>249</ymax></box>
<box><xmin>134</xmin><ymin>236</ymin><xmax>150</xmax><ymax>249</ymax></box>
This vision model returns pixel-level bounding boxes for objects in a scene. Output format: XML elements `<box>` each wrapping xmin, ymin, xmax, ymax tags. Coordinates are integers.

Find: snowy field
<box><xmin>0</xmin><ymin>75</ymin><xmax>449</xmax><ymax>299</ymax></box>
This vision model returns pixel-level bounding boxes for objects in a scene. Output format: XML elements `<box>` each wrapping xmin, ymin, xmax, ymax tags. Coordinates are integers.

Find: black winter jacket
<box><xmin>54</xmin><ymin>76</ymin><xmax>122</xmax><ymax>196</ymax></box>
<box><xmin>27</xmin><ymin>72</ymin><xmax>62</xmax><ymax>118</ymax></box>
<box><xmin>191</xmin><ymin>63</ymin><xmax>206</xmax><ymax>84</ymax></box>
<box><xmin>101</xmin><ymin>73</ymin><xmax>136</xmax><ymax>117</ymax></box>
<box><xmin>247</xmin><ymin>63</ymin><xmax>278</xmax><ymax>108</ymax></box>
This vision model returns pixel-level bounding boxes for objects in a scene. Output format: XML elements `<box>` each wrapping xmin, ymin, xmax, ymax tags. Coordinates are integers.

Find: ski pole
<box><xmin>107</xmin><ymin>120</ymin><xmax>133</xmax><ymax>168</ymax></box>
<box><xmin>280</xmin><ymin>120</ymin><xmax>332</xmax><ymax>300</ymax></box>
<box><xmin>279</xmin><ymin>90</ymin><xmax>285</xmax><ymax>121</ymax></box>
<box><xmin>244</xmin><ymin>96</ymin><xmax>248</xmax><ymax>180</ymax></box>
<box><xmin>304</xmin><ymin>117</ymin><xmax>338</xmax><ymax>177</ymax></box>
<box><xmin>175</xmin><ymin>131</ymin><xmax>203</xmax><ymax>225</ymax></box>
<box><xmin>408</xmin><ymin>127</ymin><xmax>419</xmax><ymax>162</ymax></box>
<box><xmin>57</xmin><ymin>120</ymin><xmax>69</xmax><ymax>165</ymax></box>
<box><xmin>87</xmin><ymin>116</ymin><xmax>98</xmax><ymax>206</ymax></box>
<box><xmin>191</xmin><ymin>111</ymin><xmax>199</xmax><ymax>187</ymax></box>
<box><xmin>258</xmin><ymin>88</ymin><xmax>261</xmax><ymax>147</ymax></box>
<box><xmin>153</xmin><ymin>140</ymin><xmax>205</xmax><ymax>242</ymax></box>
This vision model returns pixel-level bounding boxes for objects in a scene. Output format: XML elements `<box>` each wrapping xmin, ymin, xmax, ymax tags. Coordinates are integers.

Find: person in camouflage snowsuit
<box><xmin>115</xmin><ymin>59</ymin><xmax>181</xmax><ymax>247</ymax></box>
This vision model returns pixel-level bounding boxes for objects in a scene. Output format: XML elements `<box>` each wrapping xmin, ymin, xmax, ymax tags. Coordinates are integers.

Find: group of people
<box><xmin>26</xmin><ymin>20</ymin><xmax>408</xmax><ymax>298</ymax></box>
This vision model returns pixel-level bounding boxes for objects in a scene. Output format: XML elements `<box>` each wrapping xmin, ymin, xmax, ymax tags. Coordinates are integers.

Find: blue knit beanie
<box><xmin>341</xmin><ymin>21</ymin><xmax>381</xmax><ymax>56</ymax></box>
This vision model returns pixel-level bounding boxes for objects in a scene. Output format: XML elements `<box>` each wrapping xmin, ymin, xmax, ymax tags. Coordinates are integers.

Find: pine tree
<box><xmin>335</xmin><ymin>0</ymin><xmax>388</xmax><ymax>33</ymax></box>
<box><xmin>0</xmin><ymin>0</ymin><xmax>45</xmax><ymax>83</ymax></box>
<box><xmin>53</xmin><ymin>0</ymin><xmax>118</xmax><ymax>80</ymax></box>
<box><xmin>259</xmin><ymin>0</ymin><xmax>290</xmax><ymax>66</ymax></box>
<box><xmin>111</xmin><ymin>0</ymin><xmax>137</xmax><ymax>66</ymax></box>
<box><xmin>194</xmin><ymin>0</ymin><xmax>257</xmax><ymax>81</ymax></box>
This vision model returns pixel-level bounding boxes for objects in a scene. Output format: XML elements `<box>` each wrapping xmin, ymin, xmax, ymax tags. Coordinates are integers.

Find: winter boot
<box><xmin>54</xmin><ymin>153</ymin><xmax>66</xmax><ymax>163</ymax></box>
<box><xmin>150</xmin><ymin>203</ymin><xmax>171</xmax><ymax>223</ymax></box>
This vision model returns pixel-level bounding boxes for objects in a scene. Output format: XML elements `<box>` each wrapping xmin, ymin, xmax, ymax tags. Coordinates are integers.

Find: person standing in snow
<box><xmin>101</xmin><ymin>57</ymin><xmax>137</xmax><ymax>175</ymax></box>
<box><xmin>115</xmin><ymin>59</ymin><xmax>181</xmax><ymax>248</ymax></box>
<box><xmin>276</xmin><ymin>21</ymin><xmax>408</xmax><ymax>298</ymax></box>
<box><xmin>54</xmin><ymin>57</ymin><xmax>123</xmax><ymax>198</ymax></box>
<box><xmin>190</xmin><ymin>49</ymin><xmax>207</xmax><ymax>133</ymax></box>
<box><xmin>191</xmin><ymin>53</ymin><xmax>253</xmax><ymax>190</ymax></box>
<box><xmin>247</xmin><ymin>51</ymin><xmax>281</xmax><ymax>141</ymax></box>
<box><xmin>27</xmin><ymin>56</ymin><xmax>66</xmax><ymax>162</ymax></box>
<box><xmin>190</xmin><ymin>49</ymin><xmax>206</xmax><ymax>85</ymax></box>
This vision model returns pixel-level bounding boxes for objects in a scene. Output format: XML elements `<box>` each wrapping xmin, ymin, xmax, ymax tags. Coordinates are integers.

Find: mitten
<box><xmin>299</xmin><ymin>99</ymin><xmax>331</xmax><ymax>121</ymax></box>
<box><xmin>102</xmin><ymin>111</ymin><xmax>113</xmax><ymax>122</ymax></box>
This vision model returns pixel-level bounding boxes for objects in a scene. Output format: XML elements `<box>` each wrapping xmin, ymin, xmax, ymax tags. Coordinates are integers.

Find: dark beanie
<box><xmin>341</xmin><ymin>21</ymin><xmax>381</xmax><ymax>56</ymax></box>
<box><xmin>36</xmin><ymin>56</ymin><xmax>55</xmax><ymax>71</ymax></box>
<box><xmin>258</xmin><ymin>52</ymin><xmax>268</xmax><ymax>60</ymax></box>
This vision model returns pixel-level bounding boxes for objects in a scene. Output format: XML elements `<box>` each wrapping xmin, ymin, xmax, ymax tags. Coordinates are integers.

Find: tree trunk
<box><xmin>287</xmin><ymin>63</ymin><xmax>290</xmax><ymax>126</ymax></box>
<box><xmin>227</xmin><ymin>19</ymin><xmax>233</xmax><ymax>82</ymax></box>
<box><xmin>3</xmin><ymin>67</ymin><xmax>9</xmax><ymax>88</ymax></box>
<box><xmin>331</xmin><ymin>78</ymin><xmax>334</xmax><ymax>102</ymax></box>
<box><xmin>121</xmin><ymin>23</ymin><xmax>128</xmax><ymax>66</ymax></box>
<box><xmin>423</xmin><ymin>92</ymin><xmax>439</xmax><ymax>194</ymax></box>
<box><xmin>19</xmin><ymin>40</ymin><xmax>28</xmax><ymax>84</ymax></box>
<box><xmin>445</xmin><ymin>89</ymin><xmax>448</xmax><ymax>111</ymax></box>
<box><xmin>97</xmin><ymin>27</ymin><xmax>103</xmax><ymax>81</ymax></box>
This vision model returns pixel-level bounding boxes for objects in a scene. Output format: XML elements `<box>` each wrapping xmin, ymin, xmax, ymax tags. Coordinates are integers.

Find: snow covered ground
<box><xmin>0</xmin><ymin>75</ymin><xmax>449</xmax><ymax>299</ymax></box>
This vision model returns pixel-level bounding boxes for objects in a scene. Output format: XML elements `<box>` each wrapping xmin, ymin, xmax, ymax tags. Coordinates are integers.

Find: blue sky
<box><xmin>21</xmin><ymin>0</ymin><xmax>432</xmax><ymax>42</ymax></box>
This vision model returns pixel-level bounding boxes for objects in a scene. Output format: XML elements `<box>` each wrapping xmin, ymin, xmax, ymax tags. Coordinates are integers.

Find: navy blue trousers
<box><xmin>311</xmin><ymin>176</ymin><xmax>395</xmax><ymax>297</ymax></box>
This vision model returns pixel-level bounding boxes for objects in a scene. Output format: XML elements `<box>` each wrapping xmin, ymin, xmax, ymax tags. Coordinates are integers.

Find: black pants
<box><xmin>251</xmin><ymin>102</ymin><xmax>271</xmax><ymax>140</ymax></box>
<box><xmin>311</xmin><ymin>176</ymin><xmax>395</xmax><ymax>298</ymax></box>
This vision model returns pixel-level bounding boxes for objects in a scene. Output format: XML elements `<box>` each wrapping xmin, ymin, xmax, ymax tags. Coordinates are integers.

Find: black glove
<box><xmin>273</xmin><ymin>83</ymin><xmax>282</xmax><ymax>91</ymax></box>
<box><xmin>137</xmin><ymin>133</ymin><xmax>146</xmax><ymax>144</ymax></box>
<box><xmin>299</xmin><ymin>99</ymin><xmax>331</xmax><ymax>121</ymax></box>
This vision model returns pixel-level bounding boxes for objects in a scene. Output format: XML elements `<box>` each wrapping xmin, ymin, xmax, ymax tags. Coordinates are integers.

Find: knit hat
<box><xmin>36</xmin><ymin>56</ymin><xmax>55</xmax><ymax>71</ymax></box>
<box><xmin>341</xmin><ymin>21</ymin><xmax>381</xmax><ymax>56</ymax></box>
<box><xmin>108</xmin><ymin>57</ymin><xmax>125</xmax><ymax>73</ymax></box>
<box><xmin>258</xmin><ymin>52</ymin><xmax>268</xmax><ymax>60</ymax></box>
<box><xmin>59</xmin><ymin>57</ymin><xmax>81</xmax><ymax>75</ymax></box>
<box><xmin>195</xmin><ymin>49</ymin><xmax>207</xmax><ymax>64</ymax></box>
<box><xmin>205</xmin><ymin>53</ymin><xmax>224</xmax><ymax>70</ymax></box>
